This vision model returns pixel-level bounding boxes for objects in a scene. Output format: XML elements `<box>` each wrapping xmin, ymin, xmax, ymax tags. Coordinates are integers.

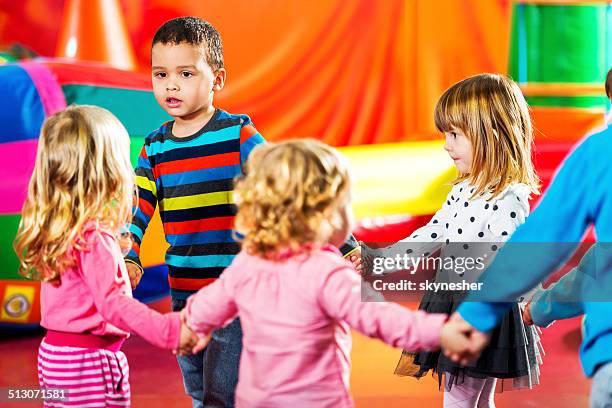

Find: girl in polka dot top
<box><xmin>363</xmin><ymin>74</ymin><xmax>543</xmax><ymax>407</ymax></box>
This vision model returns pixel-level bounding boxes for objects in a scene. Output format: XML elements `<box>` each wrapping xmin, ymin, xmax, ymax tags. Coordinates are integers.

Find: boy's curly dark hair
<box><xmin>153</xmin><ymin>17</ymin><xmax>224</xmax><ymax>71</ymax></box>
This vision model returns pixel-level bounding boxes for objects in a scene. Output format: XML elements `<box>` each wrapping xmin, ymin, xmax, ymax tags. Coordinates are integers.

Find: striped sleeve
<box><xmin>239</xmin><ymin>118</ymin><xmax>265</xmax><ymax>166</ymax></box>
<box><xmin>125</xmin><ymin>144</ymin><xmax>158</xmax><ymax>270</ymax></box>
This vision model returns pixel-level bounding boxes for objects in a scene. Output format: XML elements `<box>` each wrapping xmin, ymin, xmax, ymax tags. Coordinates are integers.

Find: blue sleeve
<box><xmin>458</xmin><ymin>137</ymin><xmax>597</xmax><ymax>331</ymax></box>
<box><xmin>530</xmin><ymin>269</ymin><xmax>584</xmax><ymax>327</ymax></box>
<box><xmin>239</xmin><ymin>118</ymin><xmax>266</xmax><ymax>167</ymax></box>
<box><xmin>530</xmin><ymin>242</ymin><xmax>612</xmax><ymax>327</ymax></box>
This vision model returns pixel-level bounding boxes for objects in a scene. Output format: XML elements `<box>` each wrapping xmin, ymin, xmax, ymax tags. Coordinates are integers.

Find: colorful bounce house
<box><xmin>0</xmin><ymin>0</ymin><xmax>610</xmax><ymax>327</ymax></box>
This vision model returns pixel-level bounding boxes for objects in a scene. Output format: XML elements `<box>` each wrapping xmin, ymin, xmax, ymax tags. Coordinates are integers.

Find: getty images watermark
<box><xmin>369</xmin><ymin>253</ymin><xmax>485</xmax><ymax>293</ymax></box>
<box><xmin>360</xmin><ymin>241</ymin><xmax>612</xmax><ymax>303</ymax></box>
<box><xmin>359</xmin><ymin>242</ymin><xmax>503</xmax><ymax>301</ymax></box>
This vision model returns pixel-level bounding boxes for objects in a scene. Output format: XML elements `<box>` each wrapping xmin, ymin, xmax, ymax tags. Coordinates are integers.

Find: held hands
<box><xmin>174</xmin><ymin>309</ymin><xmax>209</xmax><ymax>356</ymax></box>
<box><xmin>440</xmin><ymin>313</ymin><xmax>490</xmax><ymax>366</ymax></box>
<box><xmin>175</xmin><ymin>322</ymin><xmax>209</xmax><ymax>356</ymax></box>
<box><xmin>125</xmin><ymin>262</ymin><xmax>143</xmax><ymax>290</ymax></box>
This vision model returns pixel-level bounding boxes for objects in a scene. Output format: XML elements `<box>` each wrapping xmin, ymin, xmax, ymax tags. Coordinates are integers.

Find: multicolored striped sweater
<box><xmin>126</xmin><ymin>109</ymin><xmax>265</xmax><ymax>300</ymax></box>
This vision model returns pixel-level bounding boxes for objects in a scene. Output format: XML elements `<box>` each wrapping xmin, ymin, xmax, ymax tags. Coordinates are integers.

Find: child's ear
<box><xmin>213</xmin><ymin>68</ymin><xmax>227</xmax><ymax>92</ymax></box>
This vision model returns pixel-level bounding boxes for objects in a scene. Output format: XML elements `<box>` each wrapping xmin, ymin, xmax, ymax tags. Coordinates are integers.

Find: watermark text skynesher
<box><xmin>372</xmin><ymin>279</ymin><xmax>484</xmax><ymax>292</ymax></box>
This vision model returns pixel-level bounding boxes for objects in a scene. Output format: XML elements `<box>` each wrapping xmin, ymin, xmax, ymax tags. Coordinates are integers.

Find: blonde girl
<box><xmin>363</xmin><ymin>73</ymin><xmax>543</xmax><ymax>407</ymax></box>
<box><xmin>14</xmin><ymin>105</ymin><xmax>198</xmax><ymax>407</ymax></box>
<box><xmin>180</xmin><ymin>139</ymin><xmax>455</xmax><ymax>407</ymax></box>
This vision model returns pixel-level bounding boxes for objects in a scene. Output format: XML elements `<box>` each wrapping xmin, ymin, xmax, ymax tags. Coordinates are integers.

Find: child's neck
<box><xmin>172</xmin><ymin>105</ymin><xmax>216</xmax><ymax>138</ymax></box>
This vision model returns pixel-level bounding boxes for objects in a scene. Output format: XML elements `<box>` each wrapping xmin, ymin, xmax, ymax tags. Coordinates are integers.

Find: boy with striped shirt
<box><xmin>125</xmin><ymin>17</ymin><xmax>264</xmax><ymax>407</ymax></box>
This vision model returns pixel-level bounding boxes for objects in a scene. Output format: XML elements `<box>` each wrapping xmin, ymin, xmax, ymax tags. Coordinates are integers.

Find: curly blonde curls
<box><xmin>13</xmin><ymin>105</ymin><xmax>135</xmax><ymax>282</ymax></box>
<box><xmin>234</xmin><ymin>139</ymin><xmax>351</xmax><ymax>258</ymax></box>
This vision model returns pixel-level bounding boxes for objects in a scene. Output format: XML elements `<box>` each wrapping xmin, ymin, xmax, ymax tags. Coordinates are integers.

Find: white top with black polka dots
<box><xmin>378</xmin><ymin>180</ymin><xmax>532</xmax><ymax>289</ymax></box>
<box><xmin>401</xmin><ymin>180</ymin><xmax>530</xmax><ymax>249</ymax></box>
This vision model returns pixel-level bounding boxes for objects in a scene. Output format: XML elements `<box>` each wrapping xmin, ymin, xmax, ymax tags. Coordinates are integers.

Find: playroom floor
<box><xmin>0</xmin><ymin>299</ymin><xmax>590</xmax><ymax>407</ymax></box>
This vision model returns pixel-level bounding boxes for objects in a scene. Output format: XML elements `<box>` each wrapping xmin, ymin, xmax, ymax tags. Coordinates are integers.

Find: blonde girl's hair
<box><xmin>234</xmin><ymin>139</ymin><xmax>351</xmax><ymax>258</ymax></box>
<box><xmin>434</xmin><ymin>73</ymin><xmax>541</xmax><ymax>199</ymax></box>
<box><xmin>14</xmin><ymin>105</ymin><xmax>135</xmax><ymax>282</ymax></box>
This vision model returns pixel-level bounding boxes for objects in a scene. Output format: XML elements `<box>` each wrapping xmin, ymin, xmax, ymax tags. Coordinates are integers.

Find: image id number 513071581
<box><xmin>2</xmin><ymin>387</ymin><xmax>68</xmax><ymax>402</ymax></box>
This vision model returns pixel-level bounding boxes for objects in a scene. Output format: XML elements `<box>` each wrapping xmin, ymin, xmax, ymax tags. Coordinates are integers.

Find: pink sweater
<box><xmin>185</xmin><ymin>246</ymin><xmax>447</xmax><ymax>407</ymax></box>
<box><xmin>40</xmin><ymin>223</ymin><xmax>180</xmax><ymax>350</ymax></box>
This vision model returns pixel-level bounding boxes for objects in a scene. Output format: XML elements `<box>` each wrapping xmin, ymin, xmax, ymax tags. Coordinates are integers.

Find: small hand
<box><xmin>348</xmin><ymin>246</ymin><xmax>364</xmax><ymax>274</ymax></box>
<box><xmin>522</xmin><ymin>302</ymin><xmax>534</xmax><ymax>326</ymax></box>
<box><xmin>359</xmin><ymin>242</ymin><xmax>375</xmax><ymax>275</ymax></box>
<box><xmin>177</xmin><ymin>308</ymin><xmax>210</xmax><ymax>355</ymax></box>
<box><xmin>191</xmin><ymin>334</ymin><xmax>210</xmax><ymax>354</ymax></box>
<box><xmin>440</xmin><ymin>321</ymin><xmax>472</xmax><ymax>365</ymax></box>
<box><xmin>126</xmin><ymin>262</ymin><xmax>143</xmax><ymax>290</ymax></box>
<box><xmin>441</xmin><ymin>313</ymin><xmax>490</xmax><ymax>365</ymax></box>
<box><xmin>175</xmin><ymin>321</ymin><xmax>193</xmax><ymax>356</ymax></box>
<box><xmin>175</xmin><ymin>320</ymin><xmax>209</xmax><ymax>356</ymax></box>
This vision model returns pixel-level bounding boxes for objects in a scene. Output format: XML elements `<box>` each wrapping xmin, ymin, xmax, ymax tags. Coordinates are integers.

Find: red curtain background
<box><xmin>0</xmin><ymin>0</ymin><xmax>513</xmax><ymax>145</ymax></box>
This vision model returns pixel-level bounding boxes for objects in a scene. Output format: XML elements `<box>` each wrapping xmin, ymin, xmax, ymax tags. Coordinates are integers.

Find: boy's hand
<box><xmin>175</xmin><ymin>321</ymin><xmax>195</xmax><ymax>355</ymax></box>
<box><xmin>191</xmin><ymin>334</ymin><xmax>210</xmax><ymax>354</ymax></box>
<box><xmin>522</xmin><ymin>302</ymin><xmax>534</xmax><ymax>326</ymax></box>
<box><xmin>175</xmin><ymin>320</ymin><xmax>209</xmax><ymax>356</ymax></box>
<box><xmin>348</xmin><ymin>246</ymin><xmax>363</xmax><ymax>274</ymax></box>
<box><xmin>441</xmin><ymin>313</ymin><xmax>490</xmax><ymax>366</ymax></box>
<box><xmin>175</xmin><ymin>309</ymin><xmax>210</xmax><ymax>355</ymax></box>
<box><xmin>126</xmin><ymin>262</ymin><xmax>143</xmax><ymax>289</ymax></box>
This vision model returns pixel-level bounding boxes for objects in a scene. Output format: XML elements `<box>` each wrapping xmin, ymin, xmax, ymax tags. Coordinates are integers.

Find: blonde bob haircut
<box><xmin>434</xmin><ymin>73</ymin><xmax>540</xmax><ymax>199</ymax></box>
<box><xmin>234</xmin><ymin>139</ymin><xmax>351</xmax><ymax>258</ymax></box>
<box><xmin>14</xmin><ymin>105</ymin><xmax>135</xmax><ymax>282</ymax></box>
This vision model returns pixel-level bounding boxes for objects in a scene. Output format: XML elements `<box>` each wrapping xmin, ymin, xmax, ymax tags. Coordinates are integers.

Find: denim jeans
<box><xmin>172</xmin><ymin>298</ymin><xmax>243</xmax><ymax>408</ymax></box>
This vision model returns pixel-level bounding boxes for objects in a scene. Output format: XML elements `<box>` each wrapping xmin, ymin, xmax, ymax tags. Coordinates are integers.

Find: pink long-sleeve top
<box><xmin>185</xmin><ymin>246</ymin><xmax>447</xmax><ymax>407</ymax></box>
<box><xmin>40</xmin><ymin>222</ymin><xmax>180</xmax><ymax>350</ymax></box>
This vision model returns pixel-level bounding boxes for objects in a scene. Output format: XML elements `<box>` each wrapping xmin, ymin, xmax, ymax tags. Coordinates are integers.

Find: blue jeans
<box><xmin>172</xmin><ymin>298</ymin><xmax>243</xmax><ymax>408</ymax></box>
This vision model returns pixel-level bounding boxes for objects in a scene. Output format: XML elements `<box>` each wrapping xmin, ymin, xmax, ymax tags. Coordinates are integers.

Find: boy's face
<box><xmin>151</xmin><ymin>42</ymin><xmax>225</xmax><ymax>119</ymax></box>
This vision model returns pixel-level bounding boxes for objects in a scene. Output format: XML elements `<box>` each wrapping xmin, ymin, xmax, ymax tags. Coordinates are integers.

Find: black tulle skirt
<box><xmin>394</xmin><ymin>290</ymin><xmax>543</xmax><ymax>391</ymax></box>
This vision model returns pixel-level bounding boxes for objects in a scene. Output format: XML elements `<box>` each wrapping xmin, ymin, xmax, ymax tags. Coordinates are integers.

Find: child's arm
<box><xmin>396</xmin><ymin>203</ymin><xmax>449</xmax><ymax>251</ymax></box>
<box><xmin>124</xmin><ymin>144</ymin><xmax>158</xmax><ymax>276</ymax></box>
<box><xmin>527</xmin><ymin>246</ymin><xmax>596</xmax><ymax>327</ymax></box>
<box><xmin>239</xmin><ymin>117</ymin><xmax>266</xmax><ymax>168</ymax></box>
<box><xmin>470</xmin><ymin>187</ymin><xmax>542</xmax><ymax>301</ymax></box>
<box><xmin>318</xmin><ymin>265</ymin><xmax>447</xmax><ymax>351</ymax></box>
<box><xmin>364</xmin><ymin>200</ymin><xmax>452</xmax><ymax>274</ymax></box>
<box><xmin>183</xmin><ymin>271</ymin><xmax>239</xmax><ymax>338</ymax></box>
<box><xmin>80</xmin><ymin>229</ymin><xmax>180</xmax><ymax>350</ymax></box>
<box><xmin>526</xmin><ymin>271</ymin><xmax>583</xmax><ymax>328</ymax></box>
<box><xmin>457</xmin><ymin>137</ymin><xmax>599</xmax><ymax>332</ymax></box>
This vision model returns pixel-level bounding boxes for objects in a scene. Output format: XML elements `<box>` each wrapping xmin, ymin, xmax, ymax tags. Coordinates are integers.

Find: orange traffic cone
<box><xmin>55</xmin><ymin>0</ymin><xmax>137</xmax><ymax>71</ymax></box>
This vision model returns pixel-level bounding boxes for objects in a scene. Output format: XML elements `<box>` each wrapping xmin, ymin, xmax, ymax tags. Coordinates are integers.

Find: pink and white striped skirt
<box><xmin>37</xmin><ymin>337</ymin><xmax>131</xmax><ymax>407</ymax></box>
